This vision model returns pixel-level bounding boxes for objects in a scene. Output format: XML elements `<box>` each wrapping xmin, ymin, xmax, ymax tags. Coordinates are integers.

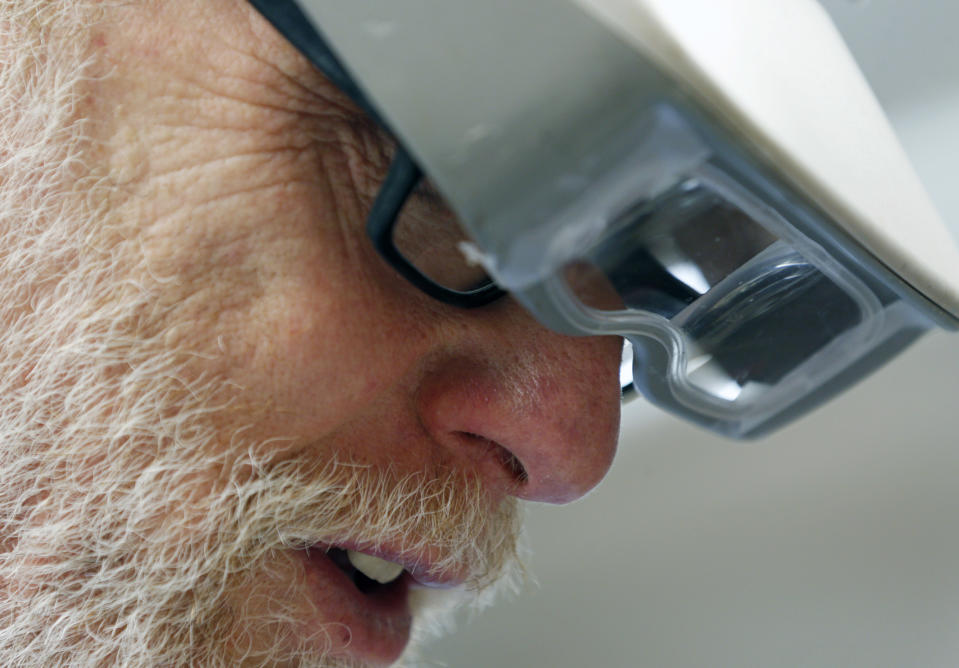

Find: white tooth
<box><xmin>346</xmin><ymin>550</ymin><xmax>405</xmax><ymax>584</ymax></box>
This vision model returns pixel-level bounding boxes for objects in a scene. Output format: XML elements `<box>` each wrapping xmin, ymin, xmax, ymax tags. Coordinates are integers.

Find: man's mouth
<box><xmin>296</xmin><ymin>543</ymin><xmax>464</xmax><ymax>664</ymax></box>
<box><xmin>326</xmin><ymin>547</ymin><xmax>406</xmax><ymax>595</ymax></box>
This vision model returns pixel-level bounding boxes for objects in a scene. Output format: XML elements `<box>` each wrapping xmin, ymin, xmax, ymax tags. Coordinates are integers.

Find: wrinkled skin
<box><xmin>91</xmin><ymin>0</ymin><xmax>622</xmax><ymax>503</ymax></box>
<box><xmin>0</xmin><ymin>1</ymin><xmax>622</xmax><ymax>665</ymax></box>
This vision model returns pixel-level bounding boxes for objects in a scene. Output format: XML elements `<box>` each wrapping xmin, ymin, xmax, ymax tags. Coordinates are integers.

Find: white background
<box><xmin>430</xmin><ymin>1</ymin><xmax>959</xmax><ymax>666</ymax></box>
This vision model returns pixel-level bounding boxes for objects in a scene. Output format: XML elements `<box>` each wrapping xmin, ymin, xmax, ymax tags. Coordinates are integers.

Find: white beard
<box><xmin>0</xmin><ymin>439</ymin><xmax>522</xmax><ymax>666</ymax></box>
<box><xmin>0</xmin><ymin>4</ymin><xmax>525</xmax><ymax>665</ymax></box>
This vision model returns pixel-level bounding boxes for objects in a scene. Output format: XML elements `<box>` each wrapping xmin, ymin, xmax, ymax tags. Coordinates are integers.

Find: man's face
<box><xmin>0</xmin><ymin>1</ymin><xmax>621</xmax><ymax>665</ymax></box>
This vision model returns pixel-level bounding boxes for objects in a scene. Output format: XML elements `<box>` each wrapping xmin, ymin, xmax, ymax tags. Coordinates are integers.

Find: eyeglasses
<box><xmin>249</xmin><ymin>0</ymin><xmax>504</xmax><ymax>309</ymax></box>
<box><xmin>366</xmin><ymin>146</ymin><xmax>506</xmax><ymax>308</ymax></box>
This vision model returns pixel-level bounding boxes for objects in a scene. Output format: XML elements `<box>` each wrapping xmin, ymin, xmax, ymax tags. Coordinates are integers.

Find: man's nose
<box><xmin>415</xmin><ymin>309</ymin><xmax>622</xmax><ymax>505</ymax></box>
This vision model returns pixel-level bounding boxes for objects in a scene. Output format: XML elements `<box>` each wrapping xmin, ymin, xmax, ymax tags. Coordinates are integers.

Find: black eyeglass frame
<box><xmin>248</xmin><ymin>0</ymin><xmax>505</xmax><ymax>308</ymax></box>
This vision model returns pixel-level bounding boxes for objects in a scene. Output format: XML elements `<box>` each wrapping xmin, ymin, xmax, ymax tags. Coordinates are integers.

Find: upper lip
<box><xmin>319</xmin><ymin>539</ymin><xmax>467</xmax><ymax>590</ymax></box>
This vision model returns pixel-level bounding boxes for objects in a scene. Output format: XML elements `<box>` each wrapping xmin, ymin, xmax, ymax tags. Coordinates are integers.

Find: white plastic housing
<box><xmin>575</xmin><ymin>0</ymin><xmax>959</xmax><ymax>320</ymax></box>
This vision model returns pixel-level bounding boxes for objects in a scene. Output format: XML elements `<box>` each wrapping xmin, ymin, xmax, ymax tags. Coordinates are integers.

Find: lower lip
<box><xmin>297</xmin><ymin>548</ymin><xmax>413</xmax><ymax>665</ymax></box>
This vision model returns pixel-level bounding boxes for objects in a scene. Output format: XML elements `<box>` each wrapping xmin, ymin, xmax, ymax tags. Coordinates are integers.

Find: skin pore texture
<box><xmin>0</xmin><ymin>1</ymin><xmax>622</xmax><ymax>666</ymax></box>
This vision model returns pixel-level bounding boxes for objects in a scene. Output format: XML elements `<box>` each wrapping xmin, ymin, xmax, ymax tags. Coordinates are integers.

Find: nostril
<box><xmin>417</xmin><ymin>349</ymin><xmax>620</xmax><ymax>504</ymax></box>
<box><xmin>459</xmin><ymin>432</ymin><xmax>529</xmax><ymax>485</ymax></box>
<box><xmin>497</xmin><ymin>446</ymin><xmax>529</xmax><ymax>484</ymax></box>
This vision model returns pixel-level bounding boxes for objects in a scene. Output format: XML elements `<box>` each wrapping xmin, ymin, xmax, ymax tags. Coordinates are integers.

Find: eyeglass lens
<box><xmin>391</xmin><ymin>176</ymin><xmax>497</xmax><ymax>294</ymax></box>
<box><xmin>564</xmin><ymin>177</ymin><xmax>864</xmax><ymax>403</ymax></box>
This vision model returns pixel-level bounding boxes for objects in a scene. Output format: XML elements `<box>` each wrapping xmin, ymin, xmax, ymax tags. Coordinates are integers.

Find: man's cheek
<box><xmin>213</xmin><ymin>266</ymin><xmax>413</xmax><ymax>429</ymax></box>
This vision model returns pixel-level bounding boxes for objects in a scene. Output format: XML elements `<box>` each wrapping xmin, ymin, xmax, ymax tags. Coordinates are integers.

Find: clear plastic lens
<box><xmin>392</xmin><ymin>178</ymin><xmax>494</xmax><ymax>293</ymax></box>
<box><xmin>574</xmin><ymin>178</ymin><xmax>779</xmax><ymax>316</ymax></box>
<box><xmin>567</xmin><ymin>244</ymin><xmax>865</xmax><ymax>404</ymax></box>
<box><xmin>562</xmin><ymin>175</ymin><xmax>873</xmax><ymax>411</ymax></box>
<box><xmin>678</xmin><ymin>243</ymin><xmax>862</xmax><ymax>400</ymax></box>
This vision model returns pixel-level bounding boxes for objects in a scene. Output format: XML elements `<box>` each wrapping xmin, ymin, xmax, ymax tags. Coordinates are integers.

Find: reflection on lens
<box><xmin>681</xmin><ymin>246</ymin><xmax>862</xmax><ymax>399</ymax></box>
<box><xmin>574</xmin><ymin>178</ymin><xmax>778</xmax><ymax>318</ymax></box>
<box><xmin>557</xmin><ymin>171</ymin><xmax>869</xmax><ymax>409</ymax></box>
<box><xmin>392</xmin><ymin>178</ymin><xmax>495</xmax><ymax>293</ymax></box>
